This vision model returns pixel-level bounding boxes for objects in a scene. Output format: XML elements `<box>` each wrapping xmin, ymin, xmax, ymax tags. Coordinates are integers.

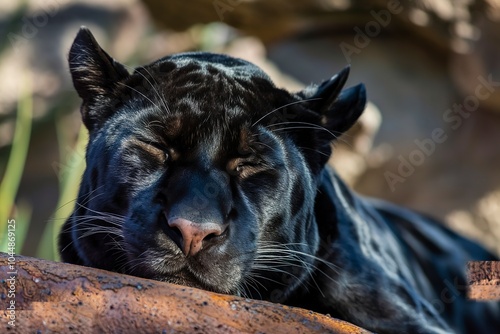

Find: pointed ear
<box><xmin>300</xmin><ymin>66</ymin><xmax>366</xmax><ymax>136</ymax></box>
<box><xmin>321</xmin><ymin>83</ymin><xmax>366</xmax><ymax>134</ymax></box>
<box><xmin>68</xmin><ymin>27</ymin><xmax>129</xmax><ymax>129</ymax></box>
<box><xmin>296</xmin><ymin>66</ymin><xmax>366</xmax><ymax>172</ymax></box>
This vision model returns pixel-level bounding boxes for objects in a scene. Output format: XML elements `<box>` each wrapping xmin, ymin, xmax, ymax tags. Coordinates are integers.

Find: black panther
<box><xmin>59</xmin><ymin>27</ymin><xmax>499</xmax><ymax>333</ymax></box>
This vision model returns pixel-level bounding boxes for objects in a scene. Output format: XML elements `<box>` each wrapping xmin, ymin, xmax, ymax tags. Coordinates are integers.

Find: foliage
<box><xmin>0</xmin><ymin>74</ymin><xmax>32</xmax><ymax>253</ymax></box>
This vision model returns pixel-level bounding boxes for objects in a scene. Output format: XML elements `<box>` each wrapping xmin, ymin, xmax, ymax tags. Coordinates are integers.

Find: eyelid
<box><xmin>148</xmin><ymin>141</ymin><xmax>168</xmax><ymax>151</ymax></box>
<box><xmin>227</xmin><ymin>156</ymin><xmax>263</xmax><ymax>175</ymax></box>
<box><xmin>147</xmin><ymin>142</ymin><xmax>176</xmax><ymax>162</ymax></box>
<box><xmin>234</xmin><ymin>155</ymin><xmax>255</xmax><ymax>164</ymax></box>
<box><xmin>227</xmin><ymin>158</ymin><xmax>245</xmax><ymax>174</ymax></box>
<box><xmin>136</xmin><ymin>137</ymin><xmax>170</xmax><ymax>152</ymax></box>
<box><xmin>131</xmin><ymin>138</ymin><xmax>170</xmax><ymax>162</ymax></box>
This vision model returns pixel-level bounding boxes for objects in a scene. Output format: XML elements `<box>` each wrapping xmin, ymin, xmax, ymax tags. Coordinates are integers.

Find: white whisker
<box><xmin>251</xmin><ymin>98</ymin><xmax>322</xmax><ymax>127</ymax></box>
<box><xmin>117</xmin><ymin>82</ymin><xmax>163</xmax><ymax>114</ymax></box>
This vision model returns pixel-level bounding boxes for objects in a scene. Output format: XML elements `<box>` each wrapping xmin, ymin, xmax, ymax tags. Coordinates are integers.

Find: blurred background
<box><xmin>1</xmin><ymin>0</ymin><xmax>500</xmax><ymax>260</ymax></box>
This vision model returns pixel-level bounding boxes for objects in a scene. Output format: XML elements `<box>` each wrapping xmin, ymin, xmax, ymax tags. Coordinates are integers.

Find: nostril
<box><xmin>161</xmin><ymin>218</ymin><xmax>184</xmax><ymax>251</ymax></box>
<box><xmin>204</xmin><ymin>232</ymin><xmax>219</xmax><ymax>242</ymax></box>
<box><xmin>203</xmin><ymin>225</ymin><xmax>228</xmax><ymax>242</ymax></box>
<box><xmin>170</xmin><ymin>225</ymin><xmax>183</xmax><ymax>238</ymax></box>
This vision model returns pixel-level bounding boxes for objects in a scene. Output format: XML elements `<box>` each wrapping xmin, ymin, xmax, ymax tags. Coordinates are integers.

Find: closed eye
<box><xmin>227</xmin><ymin>158</ymin><xmax>263</xmax><ymax>177</ymax></box>
<box><xmin>147</xmin><ymin>141</ymin><xmax>168</xmax><ymax>152</ymax></box>
<box><xmin>130</xmin><ymin>139</ymin><xmax>170</xmax><ymax>164</ymax></box>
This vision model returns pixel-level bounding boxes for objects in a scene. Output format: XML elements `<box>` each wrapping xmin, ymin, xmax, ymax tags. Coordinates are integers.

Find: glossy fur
<box><xmin>60</xmin><ymin>28</ymin><xmax>499</xmax><ymax>333</ymax></box>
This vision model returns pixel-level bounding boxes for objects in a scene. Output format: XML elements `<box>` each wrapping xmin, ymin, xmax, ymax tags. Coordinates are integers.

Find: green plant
<box><xmin>0</xmin><ymin>74</ymin><xmax>33</xmax><ymax>253</ymax></box>
<box><xmin>37</xmin><ymin>123</ymin><xmax>87</xmax><ymax>261</ymax></box>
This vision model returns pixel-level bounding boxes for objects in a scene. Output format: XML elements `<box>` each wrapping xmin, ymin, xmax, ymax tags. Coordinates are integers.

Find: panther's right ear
<box><xmin>69</xmin><ymin>27</ymin><xmax>129</xmax><ymax>129</ymax></box>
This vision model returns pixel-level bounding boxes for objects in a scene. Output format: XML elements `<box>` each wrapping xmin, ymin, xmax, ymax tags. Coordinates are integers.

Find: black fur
<box><xmin>60</xmin><ymin>27</ymin><xmax>500</xmax><ymax>333</ymax></box>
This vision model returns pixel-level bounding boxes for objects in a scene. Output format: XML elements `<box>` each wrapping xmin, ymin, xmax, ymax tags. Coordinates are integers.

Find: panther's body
<box><xmin>59</xmin><ymin>28</ymin><xmax>499</xmax><ymax>333</ymax></box>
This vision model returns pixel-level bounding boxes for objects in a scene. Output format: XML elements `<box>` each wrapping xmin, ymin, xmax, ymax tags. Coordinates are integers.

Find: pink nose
<box><xmin>167</xmin><ymin>218</ymin><xmax>226</xmax><ymax>256</ymax></box>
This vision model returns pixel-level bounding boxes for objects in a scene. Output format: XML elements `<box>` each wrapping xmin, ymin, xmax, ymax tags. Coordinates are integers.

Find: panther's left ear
<box><xmin>299</xmin><ymin>66</ymin><xmax>366</xmax><ymax>136</ymax></box>
<box><xmin>295</xmin><ymin>66</ymin><xmax>366</xmax><ymax>172</ymax></box>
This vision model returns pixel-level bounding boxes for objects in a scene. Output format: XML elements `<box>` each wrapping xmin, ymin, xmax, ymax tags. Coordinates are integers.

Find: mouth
<box><xmin>123</xmin><ymin>211</ymin><xmax>246</xmax><ymax>295</ymax></box>
<box><xmin>124</xmin><ymin>214</ymin><xmax>225</xmax><ymax>292</ymax></box>
<box><xmin>143</xmin><ymin>260</ymin><xmax>234</xmax><ymax>295</ymax></box>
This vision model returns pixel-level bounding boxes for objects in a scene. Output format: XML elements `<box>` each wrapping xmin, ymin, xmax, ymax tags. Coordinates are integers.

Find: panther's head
<box><xmin>59</xmin><ymin>28</ymin><xmax>366</xmax><ymax>301</ymax></box>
